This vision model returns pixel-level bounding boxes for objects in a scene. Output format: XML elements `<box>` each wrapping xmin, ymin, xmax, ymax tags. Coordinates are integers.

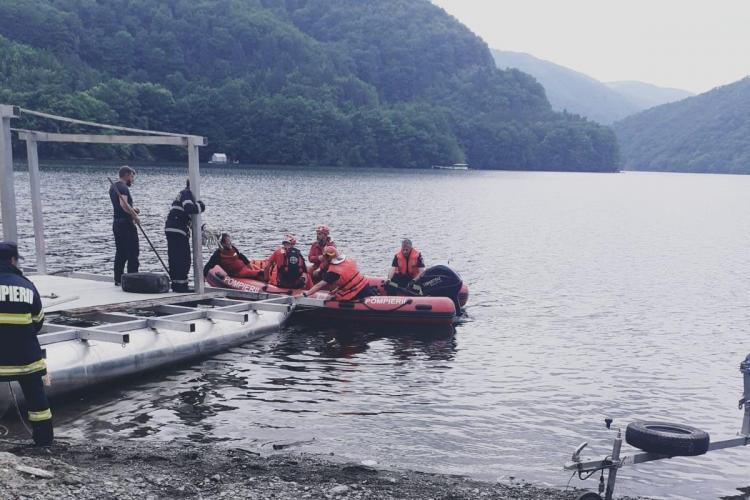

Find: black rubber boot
<box><xmin>32</xmin><ymin>420</ymin><xmax>54</xmax><ymax>447</ymax></box>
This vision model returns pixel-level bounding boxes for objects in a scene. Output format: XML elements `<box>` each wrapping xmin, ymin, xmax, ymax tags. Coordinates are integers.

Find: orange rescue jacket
<box><xmin>395</xmin><ymin>248</ymin><xmax>422</xmax><ymax>279</ymax></box>
<box><xmin>327</xmin><ymin>257</ymin><xmax>367</xmax><ymax>301</ymax></box>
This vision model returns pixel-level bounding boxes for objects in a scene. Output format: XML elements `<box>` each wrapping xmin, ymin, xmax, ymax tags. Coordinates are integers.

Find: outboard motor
<box><xmin>414</xmin><ymin>265</ymin><xmax>464</xmax><ymax>314</ymax></box>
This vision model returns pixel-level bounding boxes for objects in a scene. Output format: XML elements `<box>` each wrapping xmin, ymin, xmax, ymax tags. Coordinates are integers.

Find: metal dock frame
<box><xmin>36</xmin><ymin>292</ymin><xmax>326</xmax><ymax>350</ymax></box>
<box><xmin>0</xmin><ymin>104</ymin><xmax>208</xmax><ymax>292</ymax></box>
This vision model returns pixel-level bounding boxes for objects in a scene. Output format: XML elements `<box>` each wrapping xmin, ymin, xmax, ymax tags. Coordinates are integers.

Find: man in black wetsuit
<box><xmin>109</xmin><ymin>166</ymin><xmax>140</xmax><ymax>285</ymax></box>
<box><xmin>165</xmin><ymin>179</ymin><xmax>205</xmax><ymax>292</ymax></box>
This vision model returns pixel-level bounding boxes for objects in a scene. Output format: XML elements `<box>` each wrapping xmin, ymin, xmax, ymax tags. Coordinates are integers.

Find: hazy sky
<box><xmin>432</xmin><ymin>0</ymin><xmax>750</xmax><ymax>94</ymax></box>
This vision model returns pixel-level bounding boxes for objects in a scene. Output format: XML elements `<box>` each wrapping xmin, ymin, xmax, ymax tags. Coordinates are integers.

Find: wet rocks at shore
<box><xmin>0</xmin><ymin>437</ymin><xmax>645</xmax><ymax>499</ymax></box>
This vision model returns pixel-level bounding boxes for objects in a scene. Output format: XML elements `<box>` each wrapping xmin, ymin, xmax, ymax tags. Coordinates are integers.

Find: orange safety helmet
<box><xmin>283</xmin><ymin>234</ymin><xmax>297</xmax><ymax>245</ymax></box>
<box><xmin>323</xmin><ymin>245</ymin><xmax>337</xmax><ymax>257</ymax></box>
<box><xmin>315</xmin><ymin>224</ymin><xmax>330</xmax><ymax>236</ymax></box>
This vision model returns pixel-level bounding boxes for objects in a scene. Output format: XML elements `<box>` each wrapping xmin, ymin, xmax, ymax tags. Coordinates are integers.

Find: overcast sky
<box><xmin>431</xmin><ymin>0</ymin><xmax>750</xmax><ymax>94</ymax></box>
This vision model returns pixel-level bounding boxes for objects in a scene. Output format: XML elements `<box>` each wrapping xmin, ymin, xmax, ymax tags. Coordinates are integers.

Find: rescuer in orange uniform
<box><xmin>303</xmin><ymin>246</ymin><xmax>376</xmax><ymax>300</ymax></box>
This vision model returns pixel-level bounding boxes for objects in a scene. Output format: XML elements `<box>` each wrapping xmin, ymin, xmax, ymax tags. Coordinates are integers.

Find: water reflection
<box><xmin>10</xmin><ymin>166</ymin><xmax>750</xmax><ymax>498</ymax></box>
<box><xmin>276</xmin><ymin>324</ymin><xmax>457</xmax><ymax>363</ymax></box>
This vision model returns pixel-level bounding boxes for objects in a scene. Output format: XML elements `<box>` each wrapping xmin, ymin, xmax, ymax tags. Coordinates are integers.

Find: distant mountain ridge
<box><xmin>605</xmin><ymin>81</ymin><xmax>693</xmax><ymax>110</ymax></box>
<box><xmin>613</xmin><ymin>77</ymin><xmax>750</xmax><ymax>174</ymax></box>
<box><xmin>491</xmin><ymin>50</ymin><xmax>693</xmax><ymax>124</ymax></box>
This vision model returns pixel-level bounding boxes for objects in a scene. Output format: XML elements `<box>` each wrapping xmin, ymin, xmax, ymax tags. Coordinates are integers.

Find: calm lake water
<box><xmin>6</xmin><ymin>165</ymin><xmax>750</xmax><ymax>499</ymax></box>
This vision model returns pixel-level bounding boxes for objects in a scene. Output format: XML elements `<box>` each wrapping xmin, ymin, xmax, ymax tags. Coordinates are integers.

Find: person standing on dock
<box><xmin>0</xmin><ymin>242</ymin><xmax>53</xmax><ymax>446</ymax></box>
<box><xmin>308</xmin><ymin>224</ymin><xmax>335</xmax><ymax>283</ymax></box>
<box><xmin>165</xmin><ymin>179</ymin><xmax>205</xmax><ymax>292</ymax></box>
<box><xmin>388</xmin><ymin>238</ymin><xmax>425</xmax><ymax>288</ymax></box>
<box><xmin>109</xmin><ymin>166</ymin><xmax>141</xmax><ymax>286</ymax></box>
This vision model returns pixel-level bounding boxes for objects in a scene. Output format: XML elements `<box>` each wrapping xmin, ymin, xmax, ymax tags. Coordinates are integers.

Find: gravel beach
<box><xmin>0</xmin><ymin>437</ymin><xmax>647</xmax><ymax>500</ymax></box>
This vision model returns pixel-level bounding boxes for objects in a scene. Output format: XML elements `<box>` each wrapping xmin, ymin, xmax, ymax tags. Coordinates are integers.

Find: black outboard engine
<box><xmin>413</xmin><ymin>265</ymin><xmax>463</xmax><ymax>314</ymax></box>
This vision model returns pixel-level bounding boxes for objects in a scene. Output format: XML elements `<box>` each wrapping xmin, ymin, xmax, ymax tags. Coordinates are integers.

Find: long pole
<box><xmin>107</xmin><ymin>177</ymin><xmax>170</xmax><ymax>276</ymax></box>
<box><xmin>26</xmin><ymin>135</ymin><xmax>46</xmax><ymax>273</ymax></box>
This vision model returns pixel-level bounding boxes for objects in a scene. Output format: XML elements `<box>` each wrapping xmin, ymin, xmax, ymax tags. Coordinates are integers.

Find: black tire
<box><xmin>625</xmin><ymin>421</ymin><xmax>709</xmax><ymax>456</ymax></box>
<box><xmin>576</xmin><ymin>493</ymin><xmax>603</xmax><ymax>500</ymax></box>
<box><xmin>121</xmin><ymin>272</ymin><xmax>170</xmax><ymax>293</ymax></box>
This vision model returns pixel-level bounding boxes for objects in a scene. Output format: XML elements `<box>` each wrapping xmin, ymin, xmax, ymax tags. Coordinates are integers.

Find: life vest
<box><xmin>309</xmin><ymin>238</ymin><xmax>335</xmax><ymax>269</ymax></box>
<box><xmin>395</xmin><ymin>248</ymin><xmax>422</xmax><ymax>279</ymax></box>
<box><xmin>218</xmin><ymin>248</ymin><xmax>247</xmax><ymax>275</ymax></box>
<box><xmin>328</xmin><ymin>258</ymin><xmax>367</xmax><ymax>301</ymax></box>
<box><xmin>277</xmin><ymin>247</ymin><xmax>305</xmax><ymax>285</ymax></box>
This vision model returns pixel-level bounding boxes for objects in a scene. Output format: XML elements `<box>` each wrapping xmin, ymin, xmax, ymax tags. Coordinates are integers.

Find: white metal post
<box><xmin>0</xmin><ymin>105</ymin><xmax>19</xmax><ymax>242</ymax></box>
<box><xmin>187</xmin><ymin>137</ymin><xmax>204</xmax><ymax>294</ymax></box>
<box><xmin>26</xmin><ymin>135</ymin><xmax>46</xmax><ymax>273</ymax></box>
<box><xmin>741</xmin><ymin>355</ymin><xmax>750</xmax><ymax>436</ymax></box>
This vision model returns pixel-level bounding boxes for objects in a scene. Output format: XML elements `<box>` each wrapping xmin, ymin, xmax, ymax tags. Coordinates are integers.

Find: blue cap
<box><xmin>0</xmin><ymin>242</ymin><xmax>22</xmax><ymax>262</ymax></box>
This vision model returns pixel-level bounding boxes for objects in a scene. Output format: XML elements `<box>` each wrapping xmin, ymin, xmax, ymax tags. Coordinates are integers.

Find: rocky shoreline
<box><xmin>0</xmin><ymin>437</ymin><xmax>649</xmax><ymax>499</ymax></box>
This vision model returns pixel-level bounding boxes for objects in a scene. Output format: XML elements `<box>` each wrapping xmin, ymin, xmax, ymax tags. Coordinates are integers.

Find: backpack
<box><xmin>278</xmin><ymin>247</ymin><xmax>304</xmax><ymax>285</ymax></box>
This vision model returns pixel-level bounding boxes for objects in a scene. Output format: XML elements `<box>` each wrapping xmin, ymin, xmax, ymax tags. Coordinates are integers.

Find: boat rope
<box><xmin>17</xmin><ymin>108</ymin><xmax>189</xmax><ymax>137</ymax></box>
<box><xmin>202</xmin><ymin>224</ymin><xmax>221</xmax><ymax>248</ymax></box>
<box><xmin>8</xmin><ymin>382</ymin><xmax>32</xmax><ymax>438</ymax></box>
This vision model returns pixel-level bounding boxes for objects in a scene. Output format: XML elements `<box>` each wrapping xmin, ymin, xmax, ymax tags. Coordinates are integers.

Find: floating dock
<box><xmin>0</xmin><ymin>272</ymin><xmax>302</xmax><ymax>415</ymax></box>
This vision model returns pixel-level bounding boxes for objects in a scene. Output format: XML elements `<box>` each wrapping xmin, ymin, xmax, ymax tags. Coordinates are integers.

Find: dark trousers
<box><xmin>391</xmin><ymin>274</ymin><xmax>411</xmax><ymax>288</ymax></box>
<box><xmin>354</xmin><ymin>284</ymin><xmax>378</xmax><ymax>300</ymax></box>
<box><xmin>166</xmin><ymin>231</ymin><xmax>191</xmax><ymax>291</ymax></box>
<box><xmin>17</xmin><ymin>375</ymin><xmax>54</xmax><ymax>446</ymax></box>
<box><xmin>113</xmin><ymin>220</ymin><xmax>139</xmax><ymax>283</ymax></box>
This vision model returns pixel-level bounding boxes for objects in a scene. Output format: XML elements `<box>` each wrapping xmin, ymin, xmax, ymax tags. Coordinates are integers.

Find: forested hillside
<box><xmin>0</xmin><ymin>0</ymin><xmax>619</xmax><ymax>171</ymax></box>
<box><xmin>613</xmin><ymin>77</ymin><xmax>750</xmax><ymax>173</ymax></box>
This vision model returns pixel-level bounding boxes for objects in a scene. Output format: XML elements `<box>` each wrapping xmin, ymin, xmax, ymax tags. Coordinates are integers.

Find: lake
<box><xmin>6</xmin><ymin>165</ymin><xmax>750</xmax><ymax>499</ymax></box>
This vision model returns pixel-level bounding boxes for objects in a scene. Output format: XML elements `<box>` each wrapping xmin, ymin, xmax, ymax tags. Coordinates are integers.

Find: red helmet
<box><xmin>283</xmin><ymin>234</ymin><xmax>297</xmax><ymax>245</ymax></box>
<box><xmin>315</xmin><ymin>224</ymin><xmax>330</xmax><ymax>236</ymax></box>
<box><xmin>323</xmin><ymin>245</ymin><xmax>337</xmax><ymax>257</ymax></box>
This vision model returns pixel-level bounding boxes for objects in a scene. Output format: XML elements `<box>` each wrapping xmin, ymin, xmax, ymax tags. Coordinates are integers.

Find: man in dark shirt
<box><xmin>0</xmin><ymin>242</ymin><xmax>52</xmax><ymax>446</ymax></box>
<box><xmin>388</xmin><ymin>238</ymin><xmax>425</xmax><ymax>287</ymax></box>
<box><xmin>109</xmin><ymin>166</ymin><xmax>140</xmax><ymax>285</ymax></box>
<box><xmin>165</xmin><ymin>179</ymin><xmax>205</xmax><ymax>292</ymax></box>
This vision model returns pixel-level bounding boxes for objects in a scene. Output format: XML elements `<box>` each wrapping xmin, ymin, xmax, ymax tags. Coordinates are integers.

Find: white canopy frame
<box><xmin>0</xmin><ymin>104</ymin><xmax>208</xmax><ymax>293</ymax></box>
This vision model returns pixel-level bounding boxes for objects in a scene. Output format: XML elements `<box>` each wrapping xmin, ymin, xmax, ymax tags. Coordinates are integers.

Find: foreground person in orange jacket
<box><xmin>303</xmin><ymin>246</ymin><xmax>376</xmax><ymax>300</ymax></box>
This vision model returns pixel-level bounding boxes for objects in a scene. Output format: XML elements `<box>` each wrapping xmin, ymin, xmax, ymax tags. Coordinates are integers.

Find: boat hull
<box><xmin>206</xmin><ymin>265</ymin><xmax>465</xmax><ymax>326</ymax></box>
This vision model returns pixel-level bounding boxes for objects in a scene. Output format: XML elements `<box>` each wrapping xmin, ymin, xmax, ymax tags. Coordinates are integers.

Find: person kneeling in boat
<box><xmin>308</xmin><ymin>224</ymin><xmax>335</xmax><ymax>283</ymax></box>
<box><xmin>387</xmin><ymin>238</ymin><xmax>425</xmax><ymax>288</ymax></box>
<box><xmin>264</xmin><ymin>235</ymin><xmax>308</xmax><ymax>289</ymax></box>
<box><xmin>203</xmin><ymin>233</ymin><xmax>264</xmax><ymax>279</ymax></box>
<box><xmin>303</xmin><ymin>246</ymin><xmax>377</xmax><ymax>300</ymax></box>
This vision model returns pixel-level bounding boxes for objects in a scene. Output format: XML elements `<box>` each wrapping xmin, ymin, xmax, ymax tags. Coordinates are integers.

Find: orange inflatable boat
<box><xmin>205</xmin><ymin>265</ymin><xmax>468</xmax><ymax>326</ymax></box>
